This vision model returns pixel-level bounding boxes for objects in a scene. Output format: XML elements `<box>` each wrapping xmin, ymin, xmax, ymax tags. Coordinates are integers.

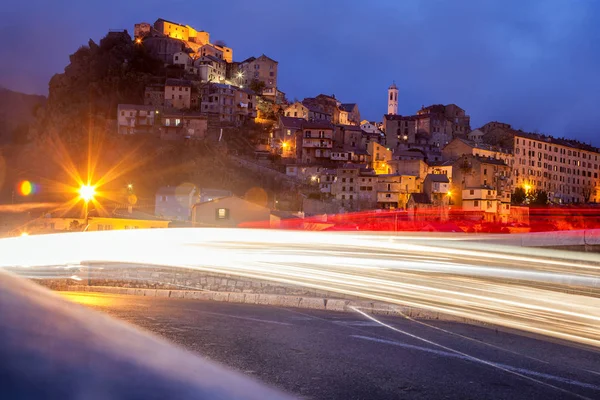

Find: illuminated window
<box><xmin>216</xmin><ymin>208</ymin><xmax>229</xmax><ymax>219</ymax></box>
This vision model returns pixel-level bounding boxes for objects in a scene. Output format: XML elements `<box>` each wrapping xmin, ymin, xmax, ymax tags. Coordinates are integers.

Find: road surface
<box><xmin>62</xmin><ymin>292</ymin><xmax>600</xmax><ymax>400</ymax></box>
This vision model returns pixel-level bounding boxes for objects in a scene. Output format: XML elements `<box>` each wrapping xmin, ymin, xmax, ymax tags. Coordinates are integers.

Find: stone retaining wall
<box><xmin>32</xmin><ymin>264</ymin><xmax>357</xmax><ymax>300</ymax></box>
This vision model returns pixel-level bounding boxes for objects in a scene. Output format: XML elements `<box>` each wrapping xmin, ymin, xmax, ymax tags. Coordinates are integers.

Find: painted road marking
<box><xmin>352</xmin><ymin>335</ymin><xmax>600</xmax><ymax>392</ymax></box>
<box><xmin>334</xmin><ymin>321</ymin><xmax>382</xmax><ymax>327</ymax></box>
<box><xmin>182</xmin><ymin>308</ymin><xmax>293</xmax><ymax>326</ymax></box>
<box><xmin>350</xmin><ymin>307</ymin><xmax>596</xmax><ymax>399</ymax></box>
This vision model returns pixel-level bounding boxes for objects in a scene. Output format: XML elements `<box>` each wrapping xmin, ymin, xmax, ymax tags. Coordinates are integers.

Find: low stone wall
<box><xmin>31</xmin><ymin>264</ymin><xmax>357</xmax><ymax>301</ymax></box>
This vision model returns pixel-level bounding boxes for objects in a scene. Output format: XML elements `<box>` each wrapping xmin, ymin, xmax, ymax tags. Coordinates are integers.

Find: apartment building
<box><xmin>330</xmin><ymin>165</ymin><xmax>377</xmax><ymax>210</ymax></box>
<box><xmin>512</xmin><ymin>132</ymin><xmax>600</xmax><ymax>203</ymax></box>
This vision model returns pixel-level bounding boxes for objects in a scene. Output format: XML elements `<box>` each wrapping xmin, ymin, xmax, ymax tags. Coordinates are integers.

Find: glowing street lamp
<box><xmin>79</xmin><ymin>184</ymin><xmax>96</xmax><ymax>203</ymax></box>
<box><xmin>78</xmin><ymin>184</ymin><xmax>96</xmax><ymax>231</ymax></box>
<box><xmin>523</xmin><ymin>184</ymin><xmax>532</xmax><ymax>194</ymax></box>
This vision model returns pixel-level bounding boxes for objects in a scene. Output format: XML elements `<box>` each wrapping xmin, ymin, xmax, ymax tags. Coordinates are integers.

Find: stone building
<box><xmin>284</xmin><ymin>102</ymin><xmax>331</xmax><ymax>122</ymax></box>
<box><xmin>451</xmin><ymin>154</ymin><xmax>512</xmax><ymax>220</ymax></box>
<box><xmin>239</xmin><ymin>55</ymin><xmax>278</xmax><ymax>91</ymax></box>
<box><xmin>164</xmin><ymin>79</ymin><xmax>192</xmax><ymax>109</ymax></box>
<box><xmin>144</xmin><ymin>84</ymin><xmax>165</xmax><ymax>106</ymax></box>
<box><xmin>160</xmin><ymin>111</ymin><xmax>208</xmax><ymax>140</ymax></box>
<box><xmin>384</xmin><ymin>104</ymin><xmax>471</xmax><ymax>151</ymax></box>
<box><xmin>117</xmin><ymin>104</ymin><xmax>160</xmax><ymax>135</ymax></box>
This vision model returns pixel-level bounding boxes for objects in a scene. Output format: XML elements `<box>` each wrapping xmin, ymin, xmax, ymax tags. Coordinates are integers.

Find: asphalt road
<box><xmin>62</xmin><ymin>292</ymin><xmax>600</xmax><ymax>400</ymax></box>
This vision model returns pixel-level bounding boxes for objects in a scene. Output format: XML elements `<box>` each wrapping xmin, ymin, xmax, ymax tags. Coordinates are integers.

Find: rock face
<box><xmin>32</xmin><ymin>31</ymin><xmax>165</xmax><ymax>143</ymax></box>
<box><xmin>0</xmin><ymin>87</ymin><xmax>45</xmax><ymax>145</ymax></box>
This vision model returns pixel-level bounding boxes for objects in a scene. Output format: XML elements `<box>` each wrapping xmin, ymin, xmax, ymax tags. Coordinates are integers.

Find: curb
<box><xmin>62</xmin><ymin>285</ymin><xmax>489</xmax><ymax>327</ymax></box>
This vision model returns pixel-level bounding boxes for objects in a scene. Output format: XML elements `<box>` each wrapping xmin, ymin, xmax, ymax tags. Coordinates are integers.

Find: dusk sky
<box><xmin>2</xmin><ymin>0</ymin><xmax>599</xmax><ymax>143</ymax></box>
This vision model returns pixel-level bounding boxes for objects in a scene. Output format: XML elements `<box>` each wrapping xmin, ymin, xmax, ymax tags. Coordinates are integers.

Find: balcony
<box><xmin>302</xmin><ymin>141</ymin><xmax>332</xmax><ymax>148</ymax></box>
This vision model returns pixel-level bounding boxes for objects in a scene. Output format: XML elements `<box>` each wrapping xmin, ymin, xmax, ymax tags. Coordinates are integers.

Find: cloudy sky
<box><xmin>2</xmin><ymin>0</ymin><xmax>599</xmax><ymax>143</ymax></box>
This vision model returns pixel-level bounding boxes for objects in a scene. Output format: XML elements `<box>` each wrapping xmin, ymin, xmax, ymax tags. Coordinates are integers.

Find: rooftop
<box><xmin>303</xmin><ymin>121</ymin><xmax>334</xmax><ymax>130</ymax></box>
<box><xmin>111</xmin><ymin>209</ymin><xmax>169</xmax><ymax>222</ymax></box>
<box><xmin>155</xmin><ymin>18</ymin><xmax>186</xmax><ymax>28</ymax></box>
<box><xmin>279</xmin><ymin>116</ymin><xmax>305</xmax><ymax>130</ymax></box>
<box><xmin>165</xmin><ymin>78</ymin><xmax>192</xmax><ymax>87</ymax></box>
<box><xmin>514</xmin><ymin>131</ymin><xmax>600</xmax><ymax>154</ymax></box>
<box><xmin>156</xmin><ymin>185</ymin><xmax>196</xmax><ymax>195</ymax></box>
<box><xmin>410</xmin><ymin>193</ymin><xmax>432</xmax><ymax>205</ymax></box>
<box><xmin>118</xmin><ymin>104</ymin><xmax>160</xmax><ymax>111</ymax></box>
<box><xmin>338</xmin><ymin>124</ymin><xmax>363</xmax><ymax>131</ymax></box>
<box><xmin>463</xmin><ymin>155</ymin><xmax>509</xmax><ymax>166</ymax></box>
<box><xmin>340</xmin><ymin>103</ymin><xmax>357</xmax><ymax>112</ymax></box>
<box><xmin>425</xmin><ymin>174</ymin><xmax>450</xmax><ymax>183</ymax></box>
<box><xmin>453</xmin><ymin>137</ymin><xmax>512</xmax><ymax>154</ymax></box>
<box><xmin>428</xmin><ymin>159</ymin><xmax>454</xmax><ymax>167</ymax></box>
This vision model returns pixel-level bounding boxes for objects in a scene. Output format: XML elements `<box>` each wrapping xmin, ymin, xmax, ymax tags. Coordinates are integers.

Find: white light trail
<box><xmin>1</xmin><ymin>228</ymin><xmax>599</xmax><ymax>348</ymax></box>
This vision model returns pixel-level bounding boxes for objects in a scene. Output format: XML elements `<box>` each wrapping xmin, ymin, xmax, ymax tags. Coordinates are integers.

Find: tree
<box><xmin>530</xmin><ymin>190</ymin><xmax>548</xmax><ymax>205</ymax></box>
<box><xmin>69</xmin><ymin>220</ymin><xmax>82</xmax><ymax>231</ymax></box>
<box><xmin>582</xmin><ymin>187</ymin><xmax>592</xmax><ymax>203</ymax></box>
<box><xmin>512</xmin><ymin>187</ymin><xmax>526</xmax><ymax>205</ymax></box>
<box><xmin>249</xmin><ymin>79</ymin><xmax>266</xmax><ymax>95</ymax></box>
